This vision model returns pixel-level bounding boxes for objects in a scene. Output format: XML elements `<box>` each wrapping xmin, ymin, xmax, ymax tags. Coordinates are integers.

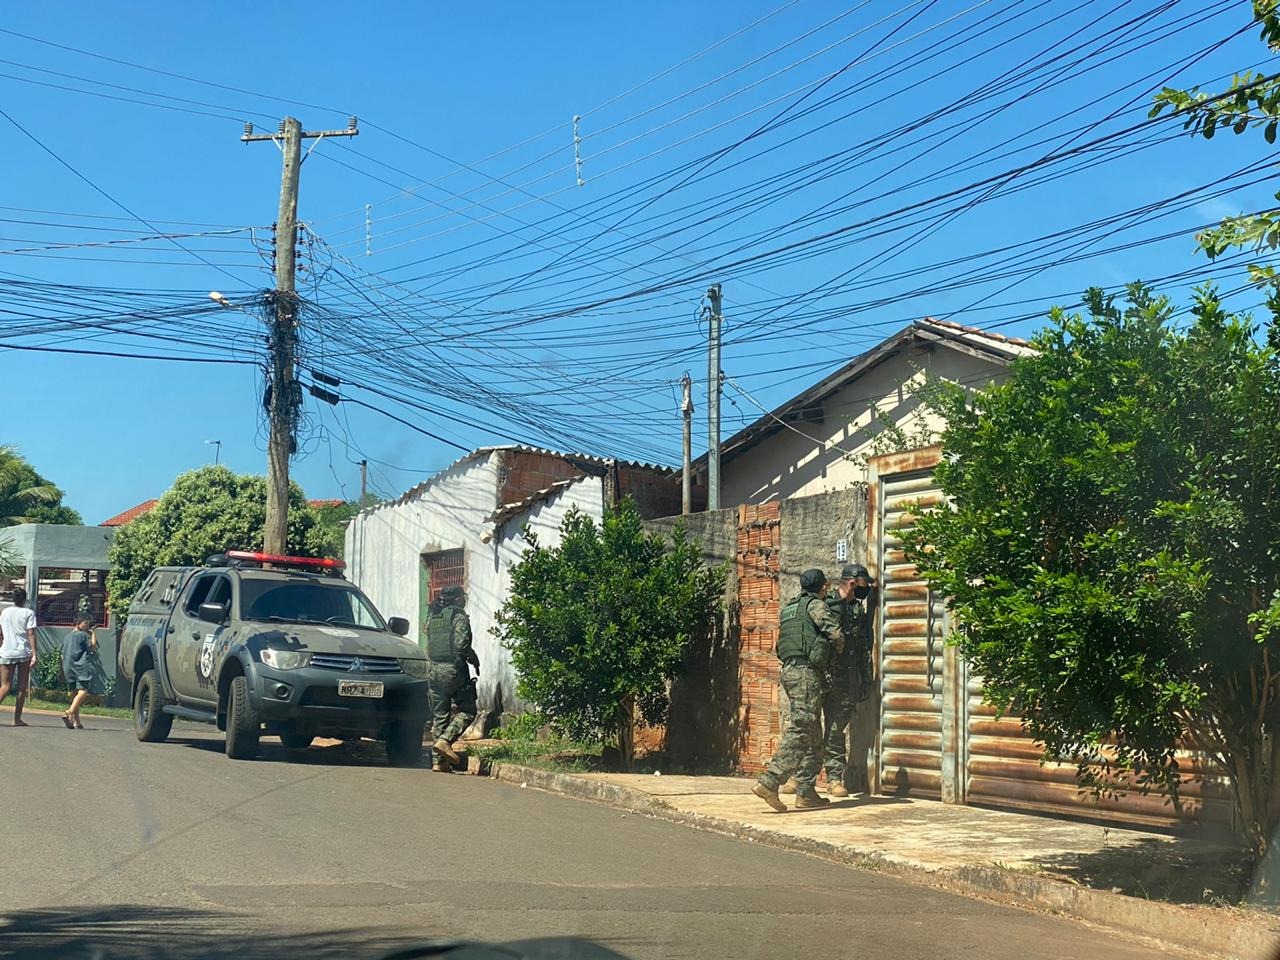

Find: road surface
<box><xmin>0</xmin><ymin>713</ymin><xmax>1187</xmax><ymax>960</ymax></box>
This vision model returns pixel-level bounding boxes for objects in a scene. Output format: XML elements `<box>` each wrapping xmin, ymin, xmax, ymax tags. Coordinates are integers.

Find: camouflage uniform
<box><xmin>821</xmin><ymin>593</ymin><xmax>873</xmax><ymax>786</ymax></box>
<box><xmin>424</xmin><ymin>601</ymin><xmax>478</xmax><ymax>743</ymax></box>
<box><xmin>758</xmin><ymin>593</ymin><xmax>844</xmax><ymax>796</ymax></box>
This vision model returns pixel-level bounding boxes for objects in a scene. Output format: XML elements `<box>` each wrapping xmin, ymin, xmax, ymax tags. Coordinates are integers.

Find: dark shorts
<box><xmin>71</xmin><ymin>679</ymin><xmax>91</xmax><ymax>692</ymax></box>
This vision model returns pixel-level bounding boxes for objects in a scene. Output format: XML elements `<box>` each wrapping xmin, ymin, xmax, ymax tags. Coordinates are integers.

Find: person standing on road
<box><xmin>0</xmin><ymin>587</ymin><xmax>38</xmax><ymax>727</ymax></box>
<box><xmin>753</xmin><ymin>569</ymin><xmax>844</xmax><ymax>812</ymax></box>
<box><xmin>59</xmin><ymin>615</ymin><xmax>97</xmax><ymax>730</ymax></box>
<box><xmin>424</xmin><ymin>585</ymin><xmax>479</xmax><ymax>772</ymax></box>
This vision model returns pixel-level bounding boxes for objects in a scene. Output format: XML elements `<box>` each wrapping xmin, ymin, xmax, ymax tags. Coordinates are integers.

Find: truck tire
<box><xmin>133</xmin><ymin>669</ymin><xmax>173</xmax><ymax>743</ymax></box>
<box><xmin>281</xmin><ymin>732</ymin><xmax>313</xmax><ymax>751</ymax></box>
<box><xmin>225</xmin><ymin>675</ymin><xmax>260</xmax><ymax>760</ymax></box>
<box><xmin>386</xmin><ymin>717</ymin><xmax>425</xmax><ymax>767</ymax></box>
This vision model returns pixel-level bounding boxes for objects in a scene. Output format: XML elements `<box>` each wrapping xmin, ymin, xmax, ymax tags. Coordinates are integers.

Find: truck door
<box><xmin>169</xmin><ymin>573</ymin><xmax>227</xmax><ymax>705</ymax></box>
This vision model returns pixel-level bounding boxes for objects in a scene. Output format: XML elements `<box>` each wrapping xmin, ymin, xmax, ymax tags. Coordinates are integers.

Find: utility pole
<box><xmin>681</xmin><ymin>374</ymin><xmax>693</xmax><ymax>515</ymax></box>
<box><xmin>242</xmin><ymin>116</ymin><xmax>358</xmax><ymax>554</ymax></box>
<box><xmin>359</xmin><ymin>459</ymin><xmax>369</xmax><ymax>508</ymax></box>
<box><xmin>706</xmin><ymin>283</ymin><xmax>723</xmax><ymax>512</ymax></box>
<box><xmin>204</xmin><ymin>439</ymin><xmax>222</xmax><ymax>466</ymax></box>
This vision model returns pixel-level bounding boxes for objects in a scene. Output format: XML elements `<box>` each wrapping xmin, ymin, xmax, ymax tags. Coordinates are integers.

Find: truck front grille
<box><xmin>309</xmin><ymin>653</ymin><xmax>402</xmax><ymax>673</ymax></box>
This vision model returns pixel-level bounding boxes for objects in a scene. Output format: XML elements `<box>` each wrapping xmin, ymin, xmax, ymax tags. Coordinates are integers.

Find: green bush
<box><xmin>33</xmin><ymin>648</ymin><xmax>65</xmax><ymax>691</ymax></box>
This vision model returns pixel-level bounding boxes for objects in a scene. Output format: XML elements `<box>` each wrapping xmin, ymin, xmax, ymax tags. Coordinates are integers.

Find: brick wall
<box><xmin>497</xmin><ymin>450</ymin><xmax>586</xmax><ymax>508</ymax></box>
<box><xmin>618</xmin><ymin>465</ymin><xmax>696</xmax><ymax>519</ymax></box>
<box><xmin>736</xmin><ymin>501</ymin><xmax>782</xmax><ymax>773</ymax></box>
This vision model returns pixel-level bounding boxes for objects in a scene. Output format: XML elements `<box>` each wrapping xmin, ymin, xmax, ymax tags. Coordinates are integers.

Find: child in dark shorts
<box><xmin>60</xmin><ymin>616</ymin><xmax>96</xmax><ymax>730</ymax></box>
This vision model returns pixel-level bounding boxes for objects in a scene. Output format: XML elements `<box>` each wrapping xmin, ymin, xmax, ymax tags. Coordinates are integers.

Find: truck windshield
<box><xmin>239</xmin><ymin>580</ymin><xmax>386</xmax><ymax>630</ymax></box>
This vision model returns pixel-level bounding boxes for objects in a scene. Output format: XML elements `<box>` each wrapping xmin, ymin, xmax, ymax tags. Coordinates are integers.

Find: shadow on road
<box><xmin>0</xmin><ymin>905</ymin><xmax>635</xmax><ymax>960</ymax></box>
<box><xmin>167</xmin><ymin>734</ymin><xmax>424</xmax><ymax>769</ymax></box>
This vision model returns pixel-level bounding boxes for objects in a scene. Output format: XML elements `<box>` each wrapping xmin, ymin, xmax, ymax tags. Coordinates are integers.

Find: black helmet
<box><xmin>439</xmin><ymin>585</ymin><xmax>465</xmax><ymax>605</ymax></box>
<box><xmin>799</xmin><ymin>568</ymin><xmax>827</xmax><ymax>593</ymax></box>
<box><xmin>840</xmin><ymin>563</ymin><xmax>871</xmax><ymax>581</ymax></box>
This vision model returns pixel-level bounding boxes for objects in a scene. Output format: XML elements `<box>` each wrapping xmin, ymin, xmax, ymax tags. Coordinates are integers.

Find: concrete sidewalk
<box><xmin>485</xmin><ymin>764</ymin><xmax>1280</xmax><ymax>960</ymax></box>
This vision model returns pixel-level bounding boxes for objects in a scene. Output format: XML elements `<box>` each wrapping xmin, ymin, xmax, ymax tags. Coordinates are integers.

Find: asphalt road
<box><xmin>0</xmin><ymin>713</ymin><xmax>1187</xmax><ymax>960</ymax></box>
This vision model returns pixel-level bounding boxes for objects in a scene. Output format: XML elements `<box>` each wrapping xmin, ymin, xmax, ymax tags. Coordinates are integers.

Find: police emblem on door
<box><xmin>200</xmin><ymin>634</ymin><xmax>216</xmax><ymax>679</ymax></box>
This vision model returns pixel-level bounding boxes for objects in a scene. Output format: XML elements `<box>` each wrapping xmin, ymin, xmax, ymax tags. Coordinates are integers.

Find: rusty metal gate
<box><xmin>869</xmin><ymin>447</ymin><xmax>1234</xmax><ymax>827</ymax></box>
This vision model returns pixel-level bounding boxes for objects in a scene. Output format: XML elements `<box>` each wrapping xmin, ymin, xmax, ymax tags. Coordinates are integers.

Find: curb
<box><xmin>488</xmin><ymin>762</ymin><xmax>1278</xmax><ymax>960</ymax></box>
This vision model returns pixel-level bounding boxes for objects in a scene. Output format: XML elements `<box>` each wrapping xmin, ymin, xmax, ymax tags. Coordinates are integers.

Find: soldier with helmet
<box><xmin>752</xmin><ymin>568</ymin><xmax>845</xmax><ymax>812</ymax></box>
<box><xmin>423</xmin><ymin>584</ymin><xmax>479</xmax><ymax>772</ymax></box>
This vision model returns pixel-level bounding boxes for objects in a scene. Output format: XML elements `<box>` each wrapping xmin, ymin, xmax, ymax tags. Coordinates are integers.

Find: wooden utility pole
<box><xmin>242</xmin><ymin>116</ymin><xmax>358</xmax><ymax>553</ymax></box>
<box><xmin>706</xmin><ymin>283</ymin><xmax>723</xmax><ymax>512</ymax></box>
<box><xmin>681</xmin><ymin>373</ymin><xmax>693</xmax><ymax>515</ymax></box>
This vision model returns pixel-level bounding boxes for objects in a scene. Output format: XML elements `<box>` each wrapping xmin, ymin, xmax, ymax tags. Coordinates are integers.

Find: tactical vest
<box><xmin>776</xmin><ymin>592</ymin><xmax>821</xmax><ymax>662</ymax></box>
<box><xmin>425</xmin><ymin>605</ymin><xmax>462</xmax><ymax>663</ymax></box>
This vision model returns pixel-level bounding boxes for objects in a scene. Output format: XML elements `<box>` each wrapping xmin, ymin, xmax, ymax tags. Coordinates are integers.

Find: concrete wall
<box><xmin>778</xmin><ymin>487</ymin><xmax>875</xmax><ymax>792</ymax></box>
<box><xmin>346</xmin><ymin>453</ymin><xmax>607</xmax><ymax>723</ymax></box>
<box><xmin>647</xmin><ymin>508</ymin><xmax>740</xmax><ymax>771</ymax></box>
<box><xmin>722</xmin><ymin>344</ymin><xmax>1006</xmax><ymax>505</ymax></box>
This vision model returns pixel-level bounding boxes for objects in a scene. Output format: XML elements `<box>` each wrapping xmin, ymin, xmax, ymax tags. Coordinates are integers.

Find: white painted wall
<box><xmin>345</xmin><ymin>451</ymin><xmax>607</xmax><ymax>719</ymax></box>
<box><xmin>722</xmin><ymin>344</ymin><xmax>1009</xmax><ymax>505</ymax></box>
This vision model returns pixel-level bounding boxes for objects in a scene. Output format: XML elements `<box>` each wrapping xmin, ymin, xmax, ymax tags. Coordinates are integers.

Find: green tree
<box><xmin>305</xmin><ymin>501</ymin><xmax>359</xmax><ymax>558</ymax></box>
<box><xmin>0</xmin><ymin>445</ymin><xmax>80</xmax><ymax>526</ymax></box>
<box><xmin>494</xmin><ymin>498</ymin><xmax>723</xmax><ymax>770</ymax></box>
<box><xmin>106</xmin><ymin>465</ymin><xmax>316</xmax><ymax>621</ymax></box>
<box><xmin>1151</xmin><ymin>1</ymin><xmax>1280</xmax><ymax>287</ymax></box>
<box><xmin>909</xmin><ymin>284</ymin><xmax>1280</xmax><ymax>858</ymax></box>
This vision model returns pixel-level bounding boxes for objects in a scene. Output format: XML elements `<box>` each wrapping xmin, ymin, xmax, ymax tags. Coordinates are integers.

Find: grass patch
<box><xmin>3</xmin><ymin>695</ymin><xmax>133</xmax><ymax>720</ymax></box>
<box><xmin>472</xmin><ymin>713</ymin><xmax>603</xmax><ymax>773</ymax></box>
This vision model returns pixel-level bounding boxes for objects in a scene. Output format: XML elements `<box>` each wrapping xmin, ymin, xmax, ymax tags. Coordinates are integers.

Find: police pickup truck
<box><xmin>118</xmin><ymin>550</ymin><xmax>429</xmax><ymax>765</ymax></box>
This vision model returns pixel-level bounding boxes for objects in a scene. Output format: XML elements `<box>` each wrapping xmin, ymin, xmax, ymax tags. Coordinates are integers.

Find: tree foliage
<box><xmin>305</xmin><ymin>501</ymin><xmax>359</xmax><ymax>558</ymax></box>
<box><xmin>1150</xmin><ymin>1</ymin><xmax>1280</xmax><ymax>286</ymax></box>
<box><xmin>494</xmin><ymin>498</ymin><xmax>723</xmax><ymax>770</ymax></box>
<box><xmin>106</xmin><ymin>466</ymin><xmax>317</xmax><ymax>621</ymax></box>
<box><xmin>910</xmin><ymin>284</ymin><xmax>1280</xmax><ymax>856</ymax></box>
<box><xmin>0</xmin><ymin>445</ymin><xmax>81</xmax><ymax>527</ymax></box>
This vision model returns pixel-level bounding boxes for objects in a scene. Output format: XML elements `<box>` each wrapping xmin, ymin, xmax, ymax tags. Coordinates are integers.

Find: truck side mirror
<box><xmin>198</xmin><ymin>602</ymin><xmax>228</xmax><ymax>624</ymax></box>
<box><xmin>388</xmin><ymin>616</ymin><xmax>410</xmax><ymax>637</ymax></box>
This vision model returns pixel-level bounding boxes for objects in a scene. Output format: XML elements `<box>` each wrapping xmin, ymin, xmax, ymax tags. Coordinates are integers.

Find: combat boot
<box><xmin>432</xmin><ymin>755</ymin><xmax>452</xmax><ymax>773</ymax></box>
<box><xmin>794</xmin><ymin>792</ymin><xmax>831</xmax><ymax>809</ymax></box>
<box><xmin>779</xmin><ymin>778</ymin><xmax>798</xmax><ymax>795</ymax></box>
<box><xmin>752</xmin><ymin>781</ymin><xmax>788</xmax><ymax>813</ymax></box>
<box><xmin>828</xmin><ymin>783</ymin><xmax>850</xmax><ymax>798</ymax></box>
<box><xmin>434</xmin><ymin>738</ymin><xmax>461</xmax><ymax>765</ymax></box>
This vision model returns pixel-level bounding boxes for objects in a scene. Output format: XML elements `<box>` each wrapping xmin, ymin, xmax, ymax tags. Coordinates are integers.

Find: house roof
<box><xmin>100</xmin><ymin>497</ymin><xmax>347</xmax><ymax>527</ymax></box>
<box><xmin>483</xmin><ymin>475</ymin><xmax>588</xmax><ymax>536</ymax></box>
<box><xmin>365</xmin><ymin>444</ymin><xmax>673</xmax><ymax>516</ymax></box>
<box><xmin>704</xmin><ymin>318</ymin><xmax>1035</xmax><ymax>471</ymax></box>
<box><xmin>100</xmin><ymin>500</ymin><xmax>158</xmax><ymax>527</ymax></box>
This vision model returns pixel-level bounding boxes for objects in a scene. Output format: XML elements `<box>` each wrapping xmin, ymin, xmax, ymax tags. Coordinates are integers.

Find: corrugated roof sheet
<box><xmin>359</xmin><ymin>444</ymin><xmax>673</xmax><ymax>517</ymax></box>
<box><xmin>484</xmin><ymin>475</ymin><xmax>588</xmax><ymax>531</ymax></box>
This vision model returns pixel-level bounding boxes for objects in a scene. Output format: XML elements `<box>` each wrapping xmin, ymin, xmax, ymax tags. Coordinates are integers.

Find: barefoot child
<box><xmin>60</xmin><ymin>616</ymin><xmax>96</xmax><ymax>729</ymax></box>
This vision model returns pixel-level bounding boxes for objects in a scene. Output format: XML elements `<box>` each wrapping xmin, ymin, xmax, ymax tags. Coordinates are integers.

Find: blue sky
<box><xmin>2</xmin><ymin>0</ymin><xmax>1273</xmax><ymax>523</ymax></box>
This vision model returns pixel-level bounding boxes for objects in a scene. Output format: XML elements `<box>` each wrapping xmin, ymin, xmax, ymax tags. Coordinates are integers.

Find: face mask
<box><xmin>853</xmin><ymin>585</ymin><xmax>872</xmax><ymax>600</ymax></box>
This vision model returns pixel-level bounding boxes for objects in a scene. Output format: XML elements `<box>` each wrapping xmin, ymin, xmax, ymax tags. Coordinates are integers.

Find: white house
<box><xmin>708</xmin><ymin>318</ymin><xmax>1036</xmax><ymax>504</ymax></box>
<box><xmin>345</xmin><ymin>445</ymin><xmax>680</xmax><ymax>728</ymax></box>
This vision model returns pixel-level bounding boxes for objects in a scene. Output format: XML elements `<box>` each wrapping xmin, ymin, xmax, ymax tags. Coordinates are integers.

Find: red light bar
<box><xmin>225</xmin><ymin>550</ymin><xmax>346</xmax><ymax>571</ymax></box>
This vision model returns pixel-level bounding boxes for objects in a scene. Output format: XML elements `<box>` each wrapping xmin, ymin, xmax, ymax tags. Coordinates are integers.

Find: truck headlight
<box><xmin>400</xmin><ymin>658</ymin><xmax>428</xmax><ymax>679</ymax></box>
<box><xmin>260</xmin><ymin>648</ymin><xmax>309</xmax><ymax>670</ymax></box>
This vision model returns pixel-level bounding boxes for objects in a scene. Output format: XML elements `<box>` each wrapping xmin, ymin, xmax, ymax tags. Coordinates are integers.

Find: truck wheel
<box><xmin>225</xmin><ymin>675</ymin><xmax>260</xmax><ymax>760</ymax></box>
<box><xmin>133</xmin><ymin>669</ymin><xmax>173</xmax><ymax>743</ymax></box>
<box><xmin>281</xmin><ymin>732</ymin><xmax>313</xmax><ymax>751</ymax></box>
<box><xmin>386</xmin><ymin>718</ymin><xmax>425</xmax><ymax>767</ymax></box>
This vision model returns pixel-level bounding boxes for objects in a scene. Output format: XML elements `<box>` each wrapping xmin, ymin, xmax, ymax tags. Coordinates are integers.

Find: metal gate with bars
<box><xmin>868</xmin><ymin>447</ymin><xmax>1234</xmax><ymax>828</ymax></box>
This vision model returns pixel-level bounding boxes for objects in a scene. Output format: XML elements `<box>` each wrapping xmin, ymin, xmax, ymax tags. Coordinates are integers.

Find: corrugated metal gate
<box><xmin>875</xmin><ymin>467</ymin><xmax>949</xmax><ymax>799</ymax></box>
<box><xmin>869</xmin><ymin>447</ymin><xmax>1234</xmax><ymax>827</ymax></box>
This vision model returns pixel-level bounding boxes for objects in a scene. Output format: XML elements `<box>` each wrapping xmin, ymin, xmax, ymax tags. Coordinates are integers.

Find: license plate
<box><xmin>337</xmin><ymin>680</ymin><xmax>384</xmax><ymax>699</ymax></box>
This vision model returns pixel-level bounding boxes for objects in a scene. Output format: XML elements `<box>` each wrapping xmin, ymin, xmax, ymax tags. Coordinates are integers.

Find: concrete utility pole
<box><xmin>681</xmin><ymin>373</ymin><xmax>693</xmax><ymax>515</ymax></box>
<box><xmin>359</xmin><ymin>459</ymin><xmax>369</xmax><ymax>508</ymax></box>
<box><xmin>706</xmin><ymin>283</ymin><xmax>723</xmax><ymax>512</ymax></box>
<box><xmin>242</xmin><ymin>116</ymin><xmax>358</xmax><ymax>553</ymax></box>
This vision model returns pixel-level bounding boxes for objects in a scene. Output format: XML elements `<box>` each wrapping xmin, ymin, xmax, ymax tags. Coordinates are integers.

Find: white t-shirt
<box><xmin>0</xmin><ymin>605</ymin><xmax>37</xmax><ymax>660</ymax></box>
